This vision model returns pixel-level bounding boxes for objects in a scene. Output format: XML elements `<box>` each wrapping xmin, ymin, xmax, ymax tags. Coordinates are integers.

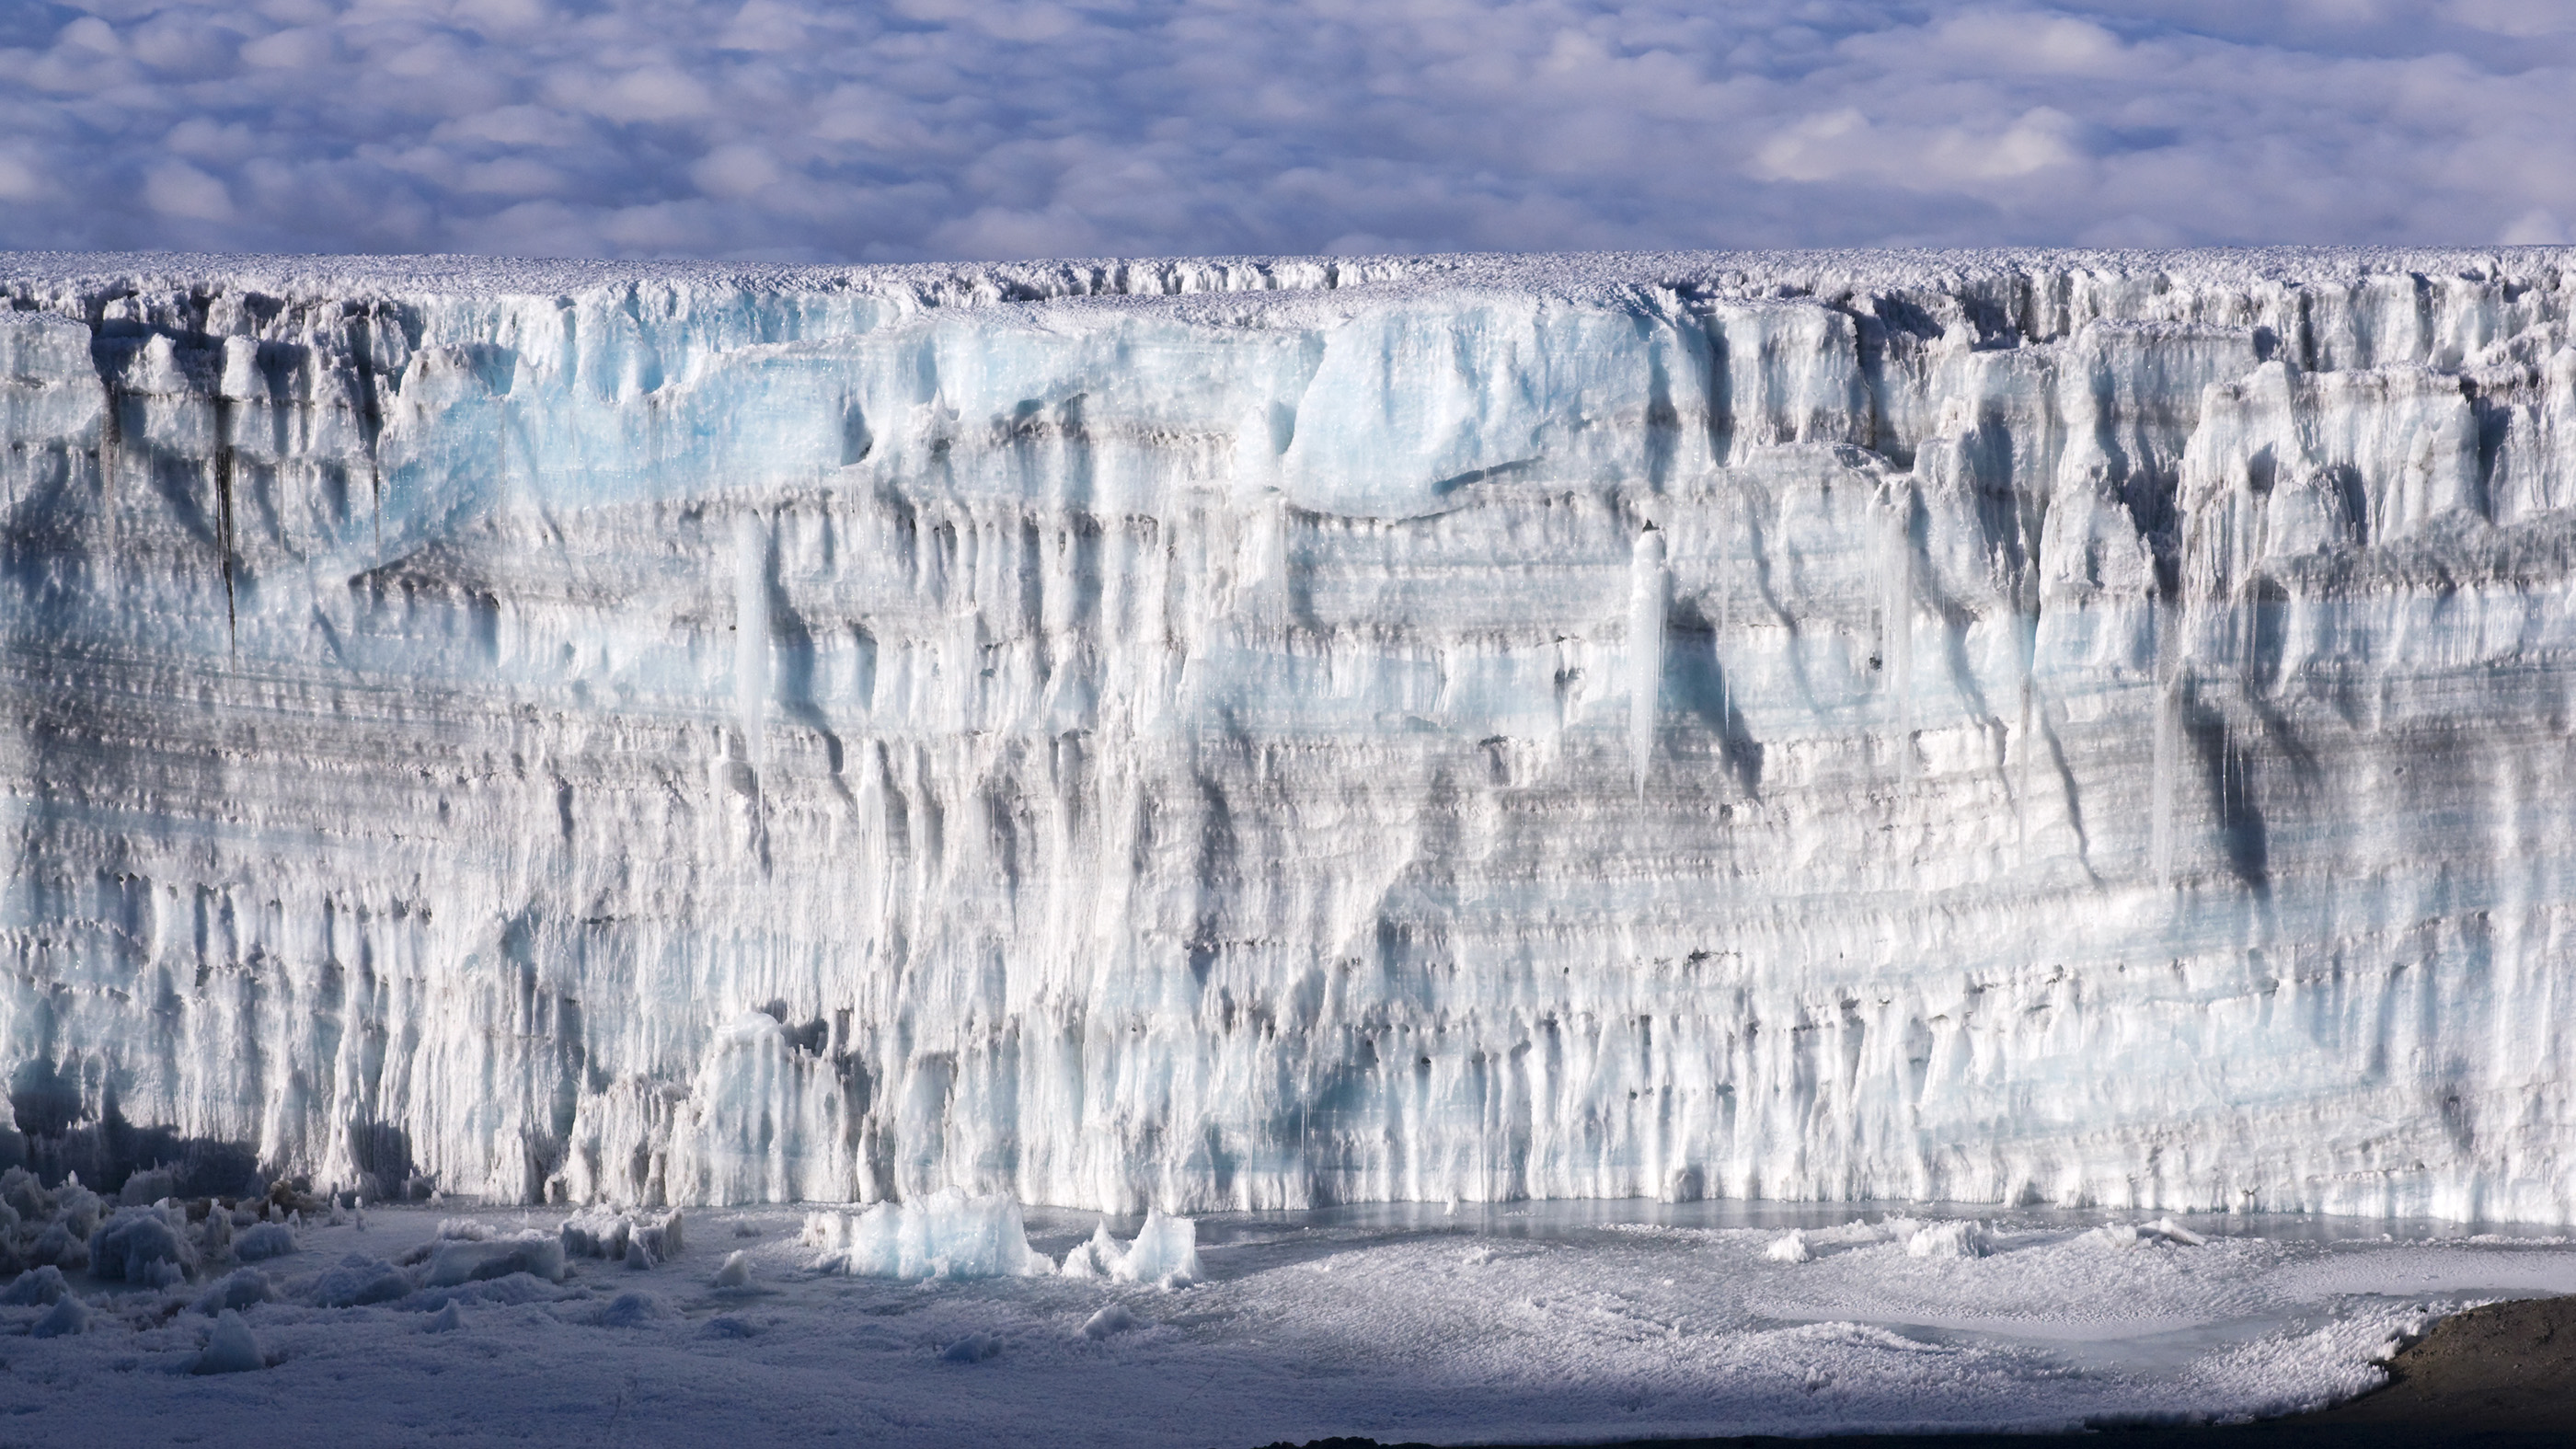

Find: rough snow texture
<box><xmin>4</xmin><ymin>247</ymin><xmax>2576</xmax><ymax>1221</ymax></box>
<box><xmin>1</xmin><ymin>1200</ymin><xmax>2574</xmax><ymax>1445</ymax></box>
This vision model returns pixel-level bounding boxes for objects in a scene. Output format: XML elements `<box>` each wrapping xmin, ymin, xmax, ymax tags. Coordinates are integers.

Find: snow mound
<box><xmin>232</xmin><ymin>1223</ymin><xmax>297</xmax><ymax>1262</ymax></box>
<box><xmin>596</xmin><ymin>1291</ymin><xmax>668</xmax><ymax>1328</ymax></box>
<box><xmin>308</xmin><ymin>1254</ymin><xmax>412</xmax><ymax>1307</ymax></box>
<box><xmin>191</xmin><ymin>1310</ymin><xmax>264</xmax><ymax>1374</ymax></box>
<box><xmin>807</xmin><ymin>1190</ymin><xmax>1050</xmax><ymax>1280</ymax></box>
<box><xmin>191</xmin><ymin>1269</ymin><xmax>272</xmax><ymax>1316</ymax></box>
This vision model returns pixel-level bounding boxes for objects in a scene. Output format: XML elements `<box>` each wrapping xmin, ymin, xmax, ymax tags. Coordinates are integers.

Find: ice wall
<box><xmin>4</xmin><ymin>247</ymin><xmax>2575</xmax><ymax>1223</ymax></box>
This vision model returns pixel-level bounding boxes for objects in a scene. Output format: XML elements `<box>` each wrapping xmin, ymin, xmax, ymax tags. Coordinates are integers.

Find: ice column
<box><xmin>734</xmin><ymin>512</ymin><xmax>772</xmax><ymax>769</ymax></box>
<box><xmin>1629</xmin><ymin>527</ymin><xmax>1667</xmax><ymax>794</ymax></box>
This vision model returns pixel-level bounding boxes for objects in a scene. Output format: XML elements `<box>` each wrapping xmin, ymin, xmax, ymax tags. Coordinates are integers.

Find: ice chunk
<box><xmin>1111</xmin><ymin>1209</ymin><xmax>1202</xmax><ymax>1287</ymax></box>
<box><xmin>1904</xmin><ymin>1221</ymin><xmax>1991</xmax><ymax>1259</ymax></box>
<box><xmin>119</xmin><ymin>1168</ymin><xmax>177</xmax><ymax>1206</ymax></box>
<box><xmin>424</xmin><ymin>1231</ymin><xmax>567</xmax><ymax>1287</ymax></box>
<box><xmin>232</xmin><ymin>1222</ymin><xmax>296</xmax><ymax>1262</ymax></box>
<box><xmin>0</xmin><ymin>1265</ymin><xmax>67</xmax><ymax>1305</ymax></box>
<box><xmin>1764</xmin><ymin>1230</ymin><xmax>1812</xmax><ymax>1264</ymax></box>
<box><xmin>29</xmin><ymin>1294</ymin><xmax>88</xmax><ymax>1339</ymax></box>
<box><xmin>27</xmin><ymin>1223</ymin><xmax>86</xmax><ymax>1272</ymax></box>
<box><xmin>2088</xmin><ymin>1217</ymin><xmax>2210</xmax><ymax>1250</ymax></box>
<box><xmin>1059</xmin><ymin>1221</ymin><xmax>1123</xmax><ymax>1279</ymax></box>
<box><xmin>51</xmin><ymin>1184</ymin><xmax>100</xmax><ymax>1242</ymax></box>
<box><xmin>2145</xmin><ymin>1216</ymin><xmax>2207</xmax><ymax>1247</ymax></box>
<box><xmin>562</xmin><ymin>1207</ymin><xmax>684</xmax><ymax>1263</ymax></box>
<box><xmin>813</xmin><ymin>1189</ymin><xmax>1048</xmax><ymax>1280</ymax></box>
<box><xmin>88</xmin><ymin>1206</ymin><xmax>197</xmax><ymax>1283</ymax></box>
<box><xmin>0</xmin><ymin>1168</ymin><xmax>42</xmax><ymax>1223</ymax></box>
<box><xmin>190</xmin><ymin>1309</ymin><xmax>264</xmax><ymax>1374</ymax></box>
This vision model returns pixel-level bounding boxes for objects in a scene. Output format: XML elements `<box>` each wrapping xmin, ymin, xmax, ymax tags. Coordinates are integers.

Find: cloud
<box><xmin>0</xmin><ymin>1</ymin><xmax>2568</xmax><ymax>260</ymax></box>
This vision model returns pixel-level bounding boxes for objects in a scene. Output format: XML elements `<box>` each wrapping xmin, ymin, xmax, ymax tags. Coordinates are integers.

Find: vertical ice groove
<box><xmin>1880</xmin><ymin>485</ymin><xmax>1915</xmax><ymax>785</ymax></box>
<box><xmin>734</xmin><ymin>510</ymin><xmax>772</xmax><ymax>769</ymax></box>
<box><xmin>1628</xmin><ymin>526</ymin><xmax>1666</xmax><ymax>795</ymax></box>
<box><xmin>5</xmin><ymin>250</ymin><xmax>2576</xmax><ymax>1224</ymax></box>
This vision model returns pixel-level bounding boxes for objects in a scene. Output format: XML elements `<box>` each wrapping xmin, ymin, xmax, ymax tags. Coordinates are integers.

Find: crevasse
<box><xmin>4</xmin><ymin>247</ymin><xmax>2574</xmax><ymax>1223</ymax></box>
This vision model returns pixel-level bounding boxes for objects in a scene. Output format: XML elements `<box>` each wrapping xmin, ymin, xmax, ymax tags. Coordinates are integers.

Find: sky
<box><xmin>1</xmin><ymin>0</ymin><xmax>2571</xmax><ymax>262</ymax></box>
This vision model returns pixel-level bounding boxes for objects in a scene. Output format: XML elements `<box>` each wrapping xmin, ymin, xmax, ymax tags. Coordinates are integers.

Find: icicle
<box><xmin>734</xmin><ymin>511</ymin><xmax>773</xmax><ymax>770</ymax></box>
<box><xmin>1628</xmin><ymin>527</ymin><xmax>1666</xmax><ymax>796</ymax></box>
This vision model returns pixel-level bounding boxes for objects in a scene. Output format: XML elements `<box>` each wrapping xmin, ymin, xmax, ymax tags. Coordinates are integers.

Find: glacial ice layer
<box><xmin>5</xmin><ymin>247</ymin><xmax>2576</xmax><ymax>1224</ymax></box>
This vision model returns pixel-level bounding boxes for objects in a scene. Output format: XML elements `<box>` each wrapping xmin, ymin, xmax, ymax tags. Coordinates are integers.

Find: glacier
<box><xmin>3</xmin><ymin>247</ymin><xmax>2574</xmax><ymax>1225</ymax></box>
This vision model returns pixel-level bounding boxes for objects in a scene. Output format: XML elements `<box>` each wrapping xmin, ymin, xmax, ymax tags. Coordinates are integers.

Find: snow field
<box><xmin>0</xmin><ymin>1198</ymin><xmax>2570</xmax><ymax>1445</ymax></box>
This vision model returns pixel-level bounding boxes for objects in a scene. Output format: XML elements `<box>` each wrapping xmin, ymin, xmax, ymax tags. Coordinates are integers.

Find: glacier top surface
<box><xmin>5</xmin><ymin>246</ymin><xmax>2573</xmax><ymax>316</ymax></box>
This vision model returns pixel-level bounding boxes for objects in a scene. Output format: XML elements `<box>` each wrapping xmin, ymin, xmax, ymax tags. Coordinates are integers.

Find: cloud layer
<box><xmin>3</xmin><ymin>0</ymin><xmax>2571</xmax><ymax>261</ymax></box>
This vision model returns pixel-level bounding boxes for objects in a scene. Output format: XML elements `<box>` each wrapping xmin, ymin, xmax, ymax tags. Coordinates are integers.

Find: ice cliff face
<box><xmin>4</xmin><ymin>247</ymin><xmax>2574</xmax><ymax>1222</ymax></box>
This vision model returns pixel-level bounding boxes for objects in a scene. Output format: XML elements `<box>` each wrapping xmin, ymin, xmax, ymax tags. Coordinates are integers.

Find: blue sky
<box><xmin>2</xmin><ymin>0</ymin><xmax>2570</xmax><ymax>260</ymax></box>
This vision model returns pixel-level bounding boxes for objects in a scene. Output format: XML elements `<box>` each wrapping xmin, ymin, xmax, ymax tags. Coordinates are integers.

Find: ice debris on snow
<box><xmin>2089</xmin><ymin>1218</ymin><xmax>2210</xmax><ymax>1250</ymax></box>
<box><xmin>1765</xmin><ymin>1231</ymin><xmax>1814</xmax><ymax>1264</ymax></box>
<box><xmin>1905</xmin><ymin>1221</ymin><xmax>1992</xmax><ymax>1259</ymax></box>
<box><xmin>1056</xmin><ymin>1209</ymin><xmax>1202</xmax><ymax>1285</ymax></box>
<box><xmin>806</xmin><ymin>1190</ymin><xmax>1051</xmax><ymax>1280</ymax></box>
<box><xmin>561</xmin><ymin>1208</ymin><xmax>684</xmax><ymax>1265</ymax></box>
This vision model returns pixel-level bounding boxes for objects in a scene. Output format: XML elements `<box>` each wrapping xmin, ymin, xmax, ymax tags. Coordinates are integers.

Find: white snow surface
<box><xmin>0</xmin><ymin>1200</ymin><xmax>2571</xmax><ymax>1444</ymax></box>
<box><xmin>4</xmin><ymin>247</ymin><xmax>2576</xmax><ymax>1221</ymax></box>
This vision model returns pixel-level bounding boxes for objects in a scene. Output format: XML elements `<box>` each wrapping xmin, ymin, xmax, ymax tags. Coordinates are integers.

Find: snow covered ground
<box><xmin>3</xmin><ymin>1195</ymin><xmax>2571</xmax><ymax>1447</ymax></box>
